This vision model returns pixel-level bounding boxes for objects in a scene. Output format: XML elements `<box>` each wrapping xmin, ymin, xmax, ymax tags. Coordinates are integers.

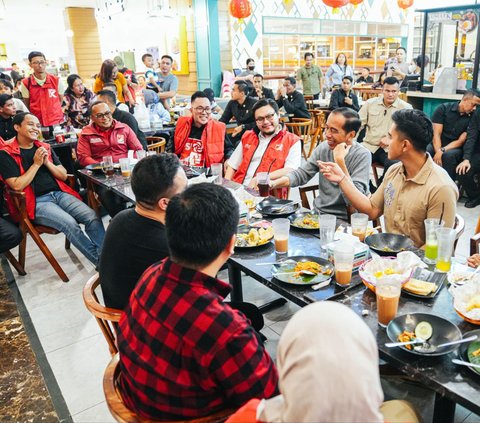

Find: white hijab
<box><xmin>258</xmin><ymin>301</ymin><xmax>384</xmax><ymax>423</ymax></box>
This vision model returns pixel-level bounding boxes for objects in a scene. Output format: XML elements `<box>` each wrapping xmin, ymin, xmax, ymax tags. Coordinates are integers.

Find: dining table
<box><xmin>77</xmin><ymin>168</ymin><xmax>480</xmax><ymax>421</ymax></box>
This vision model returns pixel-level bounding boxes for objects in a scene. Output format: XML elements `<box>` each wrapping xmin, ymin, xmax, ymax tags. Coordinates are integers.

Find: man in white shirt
<box><xmin>225</xmin><ymin>98</ymin><xmax>301</xmax><ymax>188</ymax></box>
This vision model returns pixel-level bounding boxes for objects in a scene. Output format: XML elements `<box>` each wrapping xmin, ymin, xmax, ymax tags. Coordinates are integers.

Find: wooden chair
<box><xmin>285</xmin><ymin>118</ymin><xmax>313</xmax><ymax>160</ymax></box>
<box><xmin>470</xmin><ymin>215</ymin><xmax>480</xmax><ymax>255</ymax></box>
<box><xmin>146</xmin><ymin>136</ymin><xmax>166</xmax><ymax>146</ymax></box>
<box><xmin>83</xmin><ymin>274</ymin><xmax>123</xmax><ymax>356</ymax></box>
<box><xmin>453</xmin><ymin>214</ymin><xmax>465</xmax><ymax>255</ymax></box>
<box><xmin>306</xmin><ymin>110</ymin><xmax>325</xmax><ymax>158</ymax></box>
<box><xmin>4</xmin><ymin>250</ymin><xmax>26</xmax><ymax>275</ymax></box>
<box><xmin>147</xmin><ymin>139</ymin><xmax>166</xmax><ymax>154</ymax></box>
<box><xmin>303</xmin><ymin>94</ymin><xmax>314</xmax><ymax>109</ymax></box>
<box><xmin>371</xmin><ymin>162</ymin><xmax>384</xmax><ymax>187</ymax></box>
<box><xmin>7</xmin><ymin>176</ymin><xmax>77</xmax><ymax>282</ymax></box>
<box><xmin>104</xmin><ymin>353</ymin><xmax>234</xmax><ymax>423</ymax></box>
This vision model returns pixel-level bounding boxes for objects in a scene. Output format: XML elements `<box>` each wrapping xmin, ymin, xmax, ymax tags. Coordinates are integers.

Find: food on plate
<box><xmin>244</xmin><ymin>199</ymin><xmax>255</xmax><ymax>210</ymax></box>
<box><xmin>414</xmin><ymin>321</ymin><xmax>433</xmax><ymax>340</ymax></box>
<box><xmin>236</xmin><ymin>227</ymin><xmax>273</xmax><ymax>247</ymax></box>
<box><xmin>466</xmin><ymin>295</ymin><xmax>480</xmax><ymax>312</ymax></box>
<box><xmin>403</xmin><ymin>279</ymin><xmax>437</xmax><ymax>296</ymax></box>
<box><xmin>397</xmin><ymin>330</ymin><xmax>416</xmax><ymax>350</ymax></box>
<box><xmin>472</xmin><ymin>346</ymin><xmax>480</xmax><ymax>358</ymax></box>
<box><xmin>372</xmin><ymin>244</ymin><xmax>406</xmax><ymax>253</ymax></box>
<box><xmin>373</xmin><ymin>268</ymin><xmax>399</xmax><ymax>278</ymax></box>
<box><xmin>293</xmin><ymin>261</ymin><xmax>333</xmax><ymax>277</ymax></box>
<box><xmin>293</xmin><ymin>214</ymin><xmax>319</xmax><ymax>229</ymax></box>
<box><xmin>468</xmin><ymin>341</ymin><xmax>480</xmax><ymax>373</ymax></box>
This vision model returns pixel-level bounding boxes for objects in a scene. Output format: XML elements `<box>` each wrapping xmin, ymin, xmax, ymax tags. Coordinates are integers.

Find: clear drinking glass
<box><xmin>333</xmin><ymin>244</ymin><xmax>355</xmax><ymax>286</ymax></box>
<box><xmin>319</xmin><ymin>214</ymin><xmax>336</xmax><ymax>249</ymax></box>
<box><xmin>435</xmin><ymin>227</ymin><xmax>456</xmax><ymax>272</ymax></box>
<box><xmin>211</xmin><ymin>163</ymin><xmax>223</xmax><ymax>185</ymax></box>
<box><xmin>272</xmin><ymin>218</ymin><xmax>290</xmax><ymax>254</ymax></box>
<box><xmin>351</xmin><ymin>213</ymin><xmax>369</xmax><ymax>242</ymax></box>
<box><xmin>119</xmin><ymin>158</ymin><xmax>131</xmax><ymax>178</ymax></box>
<box><xmin>257</xmin><ymin>172</ymin><xmax>270</xmax><ymax>197</ymax></box>
<box><xmin>424</xmin><ymin>218</ymin><xmax>444</xmax><ymax>264</ymax></box>
<box><xmin>101</xmin><ymin>156</ymin><xmax>114</xmax><ymax>178</ymax></box>
<box><xmin>376</xmin><ymin>278</ymin><xmax>401</xmax><ymax>327</ymax></box>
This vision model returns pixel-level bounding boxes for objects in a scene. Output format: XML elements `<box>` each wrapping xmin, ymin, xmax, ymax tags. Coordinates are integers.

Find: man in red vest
<box><xmin>174</xmin><ymin>91</ymin><xmax>228</xmax><ymax>167</ymax></box>
<box><xmin>0</xmin><ymin>112</ymin><xmax>105</xmax><ymax>265</ymax></box>
<box><xmin>224</xmin><ymin>98</ymin><xmax>301</xmax><ymax>188</ymax></box>
<box><xmin>20</xmin><ymin>51</ymin><xmax>64</xmax><ymax>129</ymax></box>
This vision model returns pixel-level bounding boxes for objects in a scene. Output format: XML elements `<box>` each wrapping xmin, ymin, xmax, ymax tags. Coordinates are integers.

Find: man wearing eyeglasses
<box><xmin>174</xmin><ymin>91</ymin><xmax>227</xmax><ymax>167</ymax></box>
<box><xmin>20</xmin><ymin>51</ymin><xmax>64</xmax><ymax>128</ymax></box>
<box><xmin>225</xmin><ymin>98</ymin><xmax>301</xmax><ymax>188</ymax></box>
<box><xmin>78</xmin><ymin>101</ymin><xmax>144</xmax><ymax>216</ymax></box>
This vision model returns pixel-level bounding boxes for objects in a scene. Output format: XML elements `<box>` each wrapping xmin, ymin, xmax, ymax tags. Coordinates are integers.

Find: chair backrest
<box><xmin>83</xmin><ymin>274</ymin><xmax>123</xmax><ymax>356</ymax></box>
<box><xmin>285</xmin><ymin>118</ymin><xmax>313</xmax><ymax>159</ymax></box>
<box><xmin>298</xmin><ymin>185</ymin><xmax>317</xmax><ymax>209</ymax></box>
<box><xmin>303</xmin><ymin>95</ymin><xmax>314</xmax><ymax>109</ymax></box>
<box><xmin>104</xmin><ymin>353</ymin><xmax>234</xmax><ymax>423</ymax></box>
<box><xmin>146</xmin><ymin>136</ymin><xmax>166</xmax><ymax>146</ymax></box>
<box><xmin>147</xmin><ymin>139</ymin><xmax>166</xmax><ymax>154</ymax></box>
<box><xmin>453</xmin><ymin>214</ymin><xmax>465</xmax><ymax>254</ymax></box>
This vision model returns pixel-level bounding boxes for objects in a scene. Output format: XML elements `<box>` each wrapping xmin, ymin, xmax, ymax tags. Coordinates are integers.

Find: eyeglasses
<box><xmin>31</xmin><ymin>61</ymin><xmax>47</xmax><ymax>66</ymax></box>
<box><xmin>193</xmin><ymin>106</ymin><xmax>212</xmax><ymax>114</ymax></box>
<box><xmin>94</xmin><ymin>111</ymin><xmax>112</xmax><ymax>119</ymax></box>
<box><xmin>256</xmin><ymin>113</ymin><xmax>276</xmax><ymax>123</ymax></box>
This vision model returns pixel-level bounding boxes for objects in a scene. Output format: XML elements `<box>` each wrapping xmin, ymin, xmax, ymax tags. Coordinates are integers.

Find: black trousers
<box><xmin>458</xmin><ymin>153</ymin><xmax>480</xmax><ymax>199</ymax></box>
<box><xmin>96</xmin><ymin>186</ymin><xmax>127</xmax><ymax>218</ymax></box>
<box><xmin>0</xmin><ymin>217</ymin><xmax>22</xmax><ymax>253</ymax></box>
<box><xmin>426</xmin><ymin>144</ymin><xmax>462</xmax><ymax>181</ymax></box>
<box><xmin>371</xmin><ymin>148</ymin><xmax>399</xmax><ymax>185</ymax></box>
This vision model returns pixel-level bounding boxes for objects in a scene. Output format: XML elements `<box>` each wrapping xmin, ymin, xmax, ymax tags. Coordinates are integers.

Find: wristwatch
<box><xmin>440</xmin><ymin>147</ymin><xmax>446</xmax><ymax>153</ymax></box>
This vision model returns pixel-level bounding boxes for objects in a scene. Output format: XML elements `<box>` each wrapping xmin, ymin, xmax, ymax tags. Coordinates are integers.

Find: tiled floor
<box><xmin>3</xmin><ymin>196</ymin><xmax>480</xmax><ymax>423</ymax></box>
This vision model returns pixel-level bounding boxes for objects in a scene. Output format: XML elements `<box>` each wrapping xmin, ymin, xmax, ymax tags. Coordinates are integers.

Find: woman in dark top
<box><xmin>62</xmin><ymin>74</ymin><xmax>96</xmax><ymax>128</ymax></box>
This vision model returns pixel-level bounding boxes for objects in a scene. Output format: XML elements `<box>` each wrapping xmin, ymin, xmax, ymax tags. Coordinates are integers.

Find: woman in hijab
<box><xmin>62</xmin><ymin>74</ymin><xmax>96</xmax><ymax>128</ymax></box>
<box><xmin>227</xmin><ymin>301</ymin><xmax>419</xmax><ymax>423</ymax></box>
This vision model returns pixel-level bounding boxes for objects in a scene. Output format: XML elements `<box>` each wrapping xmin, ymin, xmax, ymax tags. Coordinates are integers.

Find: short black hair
<box><xmin>0</xmin><ymin>79</ymin><xmax>13</xmax><ymax>90</ymax></box>
<box><xmin>463</xmin><ymin>89</ymin><xmax>480</xmax><ymax>100</ymax></box>
<box><xmin>166</xmin><ymin>183</ymin><xmax>239</xmax><ymax>268</ymax></box>
<box><xmin>96</xmin><ymin>90</ymin><xmax>117</xmax><ymax>105</ymax></box>
<box><xmin>284</xmin><ymin>76</ymin><xmax>296</xmax><ymax>86</ymax></box>
<box><xmin>363</xmin><ymin>67</ymin><xmax>370</xmax><ymax>72</ymax></box>
<box><xmin>383</xmin><ymin>76</ymin><xmax>399</xmax><ymax>86</ymax></box>
<box><xmin>246</xmin><ymin>58</ymin><xmax>255</xmax><ymax>66</ymax></box>
<box><xmin>12</xmin><ymin>112</ymin><xmax>34</xmax><ymax>126</ymax></box>
<box><xmin>161</xmin><ymin>55</ymin><xmax>173</xmax><ymax>63</ymax></box>
<box><xmin>202</xmin><ymin>88</ymin><xmax>215</xmax><ymax>103</ymax></box>
<box><xmin>141</xmin><ymin>53</ymin><xmax>152</xmax><ymax>62</ymax></box>
<box><xmin>391</xmin><ymin>109</ymin><xmax>433</xmax><ymax>153</ymax></box>
<box><xmin>28</xmin><ymin>51</ymin><xmax>45</xmax><ymax>62</ymax></box>
<box><xmin>89</xmin><ymin>100</ymin><xmax>109</xmax><ymax>115</ymax></box>
<box><xmin>0</xmin><ymin>94</ymin><xmax>13</xmax><ymax>107</ymax></box>
<box><xmin>331</xmin><ymin>107</ymin><xmax>361</xmax><ymax>135</ymax></box>
<box><xmin>131</xmin><ymin>153</ymin><xmax>182</xmax><ymax>210</ymax></box>
<box><xmin>234</xmin><ymin>81</ymin><xmax>249</xmax><ymax>95</ymax></box>
<box><xmin>252</xmin><ymin>98</ymin><xmax>279</xmax><ymax>118</ymax></box>
<box><xmin>396</xmin><ymin>47</ymin><xmax>406</xmax><ymax>53</ymax></box>
<box><xmin>191</xmin><ymin>90</ymin><xmax>209</xmax><ymax>103</ymax></box>
<box><xmin>414</xmin><ymin>54</ymin><xmax>429</xmax><ymax>69</ymax></box>
<box><xmin>11</xmin><ymin>63</ymin><xmax>16</xmax><ymax>66</ymax></box>
<box><xmin>304</xmin><ymin>52</ymin><xmax>314</xmax><ymax>60</ymax></box>
<box><xmin>253</xmin><ymin>73</ymin><xmax>264</xmax><ymax>80</ymax></box>
<box><xmin>66</xmin><ymin>74</ymin><xmax>82</xmax><ymax>92</ymax></box>
<box><xmin>342</xmin><ymin>75</ymin><xmax>353</xmax><ymax>83</ymax></box>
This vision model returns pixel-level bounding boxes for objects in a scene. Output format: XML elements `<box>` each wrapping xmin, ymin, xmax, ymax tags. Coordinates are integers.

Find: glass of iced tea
<box><xmin>424</xmin><ymin>218</ymin><xmax>444</xmax><ymax>264</ymax></box>
<box><xmin>351</xmin><ymin>213</ymin><xmax>369</xmax><ymax>241</ymax></box>
<box><xmin>435</xmin><ymin>227</ymin><xmax>456</xmax><ymax>272</ymax></box>
<box><xmin>376</xmin><ymin>278</ymin><xmax>401</xmax><ymax>327</ymax></box>
<box><xmin>272</xmin><ymin>218</ymin><xmax>290</xmax><ymax>254</ymax></box>
<box><xmin>119</xmin><ymin>158</ymin><xmax>131</xmax><ymax>178</ymax></box>
<box><xmin>101</xmin><ymin>156</ymin><xmax>114</xmax><ymax>178</ymax></box>
<box><xmin>257</xmin><ymin>172</ymin><xmax>270</xmax><ymax>197</ymax></box>
<box><xmin>333</xmin><ymin>244</ymin><xmax>355</xmax><ymax>286</ymax></box>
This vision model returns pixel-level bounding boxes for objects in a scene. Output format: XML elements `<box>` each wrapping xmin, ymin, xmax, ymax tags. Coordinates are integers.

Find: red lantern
<box><xmin>397</xmin><ymin>0</ymin><xmax>414</xmax><ymax>9</ymax></box>
<box><xmin>349</xmin><ymin>0</ymin><xmax>363</xmax><ymax>5</ymax></box>
<box><xmin>229</xmin><ymin>0</ymin><xmax>252</xmax><ymax>20</ymax></box>
<box><xmin>322</xmin><ymin>0</ymin><xmax>349</xmax><ymax>14</ymax></box>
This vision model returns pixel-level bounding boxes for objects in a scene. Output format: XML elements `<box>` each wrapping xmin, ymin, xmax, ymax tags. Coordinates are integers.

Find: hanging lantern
<box><xmin>322</xmin><ymin>0</ymin><xmax>349</xmax><ymax>14</ymax></box>
<box><xmin>397</xmin><ymin>0</ymin><xmax>414</xmax><ymax>10</ymax></box>
<box><xmin>229</xmin><ymin>0</ymin><xmax>252</xmax><ymax>21</ymax></box>
<box><xmin>349</xmin><ymin>0</ymin><xmax>363</xmax><ymax>7</ymax></box>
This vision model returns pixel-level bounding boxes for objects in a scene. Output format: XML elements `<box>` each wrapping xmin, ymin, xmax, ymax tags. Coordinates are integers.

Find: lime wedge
<box><xmin>415</xmin><ymin>321</ymin><xmax>433</xmax><ymax>340</ymax></box>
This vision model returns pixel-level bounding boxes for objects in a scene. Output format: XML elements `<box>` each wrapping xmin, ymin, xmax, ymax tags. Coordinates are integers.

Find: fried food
<box><xmin>466</xmin><ymin>295</ymin><xmax>480</xmax><ymax>312</ymax></box>
<box><xmin>403</xmin><ymin>279</ymin><xmax>438</xmax><ymax>296</ymax></box>
<box><xmin>293</xmin><ymin>261</ymin><xmax>333</xmax><ymax>277</ymax></box>
<box><xmin>397</xmin><ymin>330</ymin><xmax>416</xmax><ymax>350</ymax></box>
<box><xmin>373</xmin><ymin>268</ymin><xmax>399</xmax><ymax>279</ymax></box>
<box><xmin>236</xmin><ymin>227</ymin><xmax>273</xmax><ymax>247</ymax></box>
<box><xmin>294</xmin><ymin>214</ymin><xmax>319</xmax><ymax>229</ymax></box>
<box><xmin>472</xmin><ymin>347</ymin><xmax>480</xmax><ymax>357</ymax></box>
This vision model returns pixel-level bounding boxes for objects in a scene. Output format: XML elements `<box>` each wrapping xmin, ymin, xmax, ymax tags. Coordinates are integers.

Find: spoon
<box><xmin>414</xmin><ymin>335</ymin><xmax>478</xmax><ymax>354</ymax></box>
<box><xmin>452</xmin><ymin>358</ymin><xmax>480</xmax><ymax>370</ymax></box>
<box><xmin>273</xmin><ymin>270</ymin><xmax>317</xmax><ymax>277</ymax></box>
<box><xmin>256</xmin><ymin>259</ymin><xmax>297</xmax><ymax>266</ymax></box>
<box><xmin>270</xmin><ymin>201</ymin><xmax>301</xmax><ymax>213</ymax></box>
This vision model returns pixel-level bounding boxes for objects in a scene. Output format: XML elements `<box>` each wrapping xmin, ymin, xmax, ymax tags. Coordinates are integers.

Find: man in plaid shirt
<box><xmin>117</xmin><ymin>183</ymin><xmax>279</xmax><ymax>420</ymax></box>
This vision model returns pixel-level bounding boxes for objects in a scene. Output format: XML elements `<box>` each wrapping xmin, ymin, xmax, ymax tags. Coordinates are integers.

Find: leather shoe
<box><xmin>465</xmin><ymin>196</ymin><xmax>480</xmax><ymax>208</ymax></box>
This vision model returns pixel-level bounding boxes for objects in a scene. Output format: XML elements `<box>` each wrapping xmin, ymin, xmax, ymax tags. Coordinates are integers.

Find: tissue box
<box><xmin>327</xmin><ymin>233</ymin><xmax>370</xmax><ymax>272</ymax></box>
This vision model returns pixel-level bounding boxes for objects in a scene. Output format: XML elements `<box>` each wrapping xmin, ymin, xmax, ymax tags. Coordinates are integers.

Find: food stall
<box><xmin>408</xmin><ymin>4</ymin><xmax>480</xmax><ymax>116</ymax></box>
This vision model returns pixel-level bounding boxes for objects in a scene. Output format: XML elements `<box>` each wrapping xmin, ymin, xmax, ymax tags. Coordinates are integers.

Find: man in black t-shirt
<box><xmin>99</xmin><ymin>153</ymin><xmax>188</xmax><ymax>309</ymax></box>
<box><xmin>0</xmin><ymin>94</ymin><xmax>17</xmax><ymax>141</ymax></box>
<box><xmin>428</xmin><ymin>90</ymin><xmax>480</xmax><ymax>181</ymax></box>
<box><xmin>0</xmin><ymin>112</ymin><xmax>105</xmax><ymax>265</ymax></box>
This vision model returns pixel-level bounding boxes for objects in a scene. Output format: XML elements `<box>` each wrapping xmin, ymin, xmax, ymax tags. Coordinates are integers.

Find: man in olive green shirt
<box><xmin>297</xmin><ymin>53</ymin><xmax>323</xmax><ymax>99</ymax></box>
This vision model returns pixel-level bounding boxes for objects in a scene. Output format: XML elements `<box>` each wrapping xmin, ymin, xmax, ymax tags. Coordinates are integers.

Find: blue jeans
<box><xmin>34</xmin><ymin>191</ymin><xmax>105</xmax><ymax>265</ymax></box>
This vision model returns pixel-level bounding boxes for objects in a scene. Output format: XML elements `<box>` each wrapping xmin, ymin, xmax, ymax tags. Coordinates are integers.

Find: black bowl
<box><xmin>256</xmin><ymin>197</ymin><xmax>299</xmax><ymax>217</ymax></box>
<box><xmin>365</xmin><ymin>233</ymin><xmax>414</xmax><ymax>256</ymax></box>
<box><xmin>386</xmin><ymin>313</ymin><xmax>462</xmax><ymax>356</ymax></box>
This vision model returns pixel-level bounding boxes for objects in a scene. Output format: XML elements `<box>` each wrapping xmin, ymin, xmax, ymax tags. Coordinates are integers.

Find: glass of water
<box><xmin>319</xmin><ymin>214</ymin><xmax>336</xmax><ymax>249</ymax></box>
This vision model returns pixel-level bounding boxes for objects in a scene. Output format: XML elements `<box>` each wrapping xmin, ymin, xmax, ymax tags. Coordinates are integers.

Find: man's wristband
<box><xmin>338</xmin><ymin>174</ymin><xmax>346</xmax><ymax>184</ymax></box>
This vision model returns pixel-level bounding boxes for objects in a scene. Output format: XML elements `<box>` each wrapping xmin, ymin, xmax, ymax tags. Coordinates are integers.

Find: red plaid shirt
<box><xmin>117</xmin><ymin>258</ymin><xmax>278</xmax><ymax>420</ymax></box>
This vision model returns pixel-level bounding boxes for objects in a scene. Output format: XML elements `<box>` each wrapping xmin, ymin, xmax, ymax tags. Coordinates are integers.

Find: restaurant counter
<box><xmin>406</xmin><ymin>91</ymin><xmax>463</xmax><ymax>117</ymax></box>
